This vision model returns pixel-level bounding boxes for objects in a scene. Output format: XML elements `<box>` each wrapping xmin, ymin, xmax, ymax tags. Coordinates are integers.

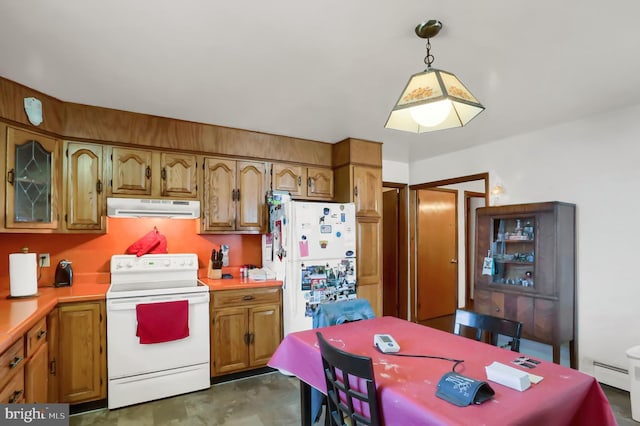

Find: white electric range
<box><xmin>106</xmin><ymin>253</ymin><xmax>210</xmax><ymax>409</ymax></box>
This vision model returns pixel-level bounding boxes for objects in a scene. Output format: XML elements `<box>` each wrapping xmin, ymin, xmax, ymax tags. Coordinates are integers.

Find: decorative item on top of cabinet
<box><xmin>109</xmin><ymin>147</ymin><xmax>198</xmax><ymax>199</ymax></box>
<box><xmin>5</xmin><ymin>125</ymin><xmax>61</xmax><ymax>230</ymax></box>
<box><xmin>202</xmin><ymin>157</ymin><xmax>267</xmax><ymax>233</ymax></box>
<box><xmin>474</xmin><ymin>201</ymin><xmax>576</xmax><ymax>367</ymax></box>
<box><xmin>210</xmin><ymin>287</ymin><xmax>282</xmax><ymax>376</ymax></box>
<box><xmin>57</xmin><ymin>301</ymin><xmax>106</xmax><ymax>404</ymax></box>
<box><xmin>63</xmin><ymin>142</ymin><xmax>105</xmax><ymax>232</ymax></box>
<box><xmin>271</xmin><ymin>163</ymin><xmax>334</xmax><ymax>200</ymax></box>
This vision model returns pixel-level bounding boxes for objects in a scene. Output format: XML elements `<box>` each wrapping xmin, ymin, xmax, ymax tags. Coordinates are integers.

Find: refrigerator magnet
<box><xmin>299</xmin><ymin>240</ymin><xmax>309</xmax><ymax>257</ymax></box>
<box><xmin>320</xmin><ymin>240</ymin><xmax>328</xmax><ymax>249</ymax></box>
<box><xmin>320</xmin><ymin>225</ymin><xmax>332</xmax><ymax>234</ymax></box>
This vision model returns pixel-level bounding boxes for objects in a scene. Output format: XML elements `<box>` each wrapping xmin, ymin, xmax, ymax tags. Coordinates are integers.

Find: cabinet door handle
<box><xmin>236</xmin><ymin>189</ymin><xmax>240</xmax><ymax>201</ymax></box>
<box><xmin>145</xmin><ymin>166</ymin><xmax>151</xmax><ymax>178</ymax></box>
<box><xmin>161</xmin><ymin>168</ymin><xmax>167</xmax><ymax>180</ymax></box>
<box><xmin>307</xmin><ymin>177</ymin><xmax>312</xmax><ymax>188</ymax></box>
<box><xmin>495</xmin><ymin>308</ymin><xmax>501</xmax><ymax>313</ymax></box>
<box><xmin>231</xmin><ymin>189</ymin><xmax>236</xmax><ymax>201</ymax></box>
<box><xmin>243</xmin><ymin>333</ymin><xmax>250</xmax><ymax>345</ymax></box>
<box><xmin>8</xmin><ymin>389</ymin><xmax>23</xmax><ymax>404</ymax></box>
<box><xmin>242</xmin><ymin>295</ymin><xmax>255</xmax><ymax>301</ymax></box>
<box><xmin>96</xmin><ymin>179</ymin><xmax>103</xmax><ymax>194</ymax></box>
<box><xmin>249</xmin><ymin>333</ymin><xmax>255</xmax><ymax>344</ymax></box>
<box><xmin>354</xmin><ymin>186</ymin><xmax>359</xmax><ymax>197</ymax></box>
<box><xmin>9</xmin><ymin>356</ymin><xmax>23</xmax><ymax>369</ymax></box>
<box><xmin>450</xmin><ymin>259</ymin><xmax>458</xmax><ymax>264</ymax></box>
<box><xmin>49</xmin><ymin>359</ymin><xmax>56</xmax><ymax>375</ymax></box>
<box><xmin>297</xmin><ymin>176</ymin><xmax>302</xmax><ymax>186</ymax></box>
<box><xmin>7</xmin><ymin>168</ymin><xmax>15</xmax><ymax>185</ymax></box>
<box><xmin>37</xmin><ymin>329</ymin><xmax>47</xmax><ymax>340</ymax></box>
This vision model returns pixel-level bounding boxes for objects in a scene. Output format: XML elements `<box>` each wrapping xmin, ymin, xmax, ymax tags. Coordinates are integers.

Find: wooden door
<box><xmin>213</xmin><ymin>307</ymin><xmax>249</xmax><ymax>374</ymax></box>
<box><xmin>25</xmin><ymin>343</ymin><xmax>48</xmax><ymax>403</ymax></box>
<box><xmin>272</xmin><ymin>163</ymin><xmax>305</xmax><ymax>197</ymax></box>
<box><xmin>160</xmin><ymin>152</ymin><xmax>197</xmax><ymax>198</ymax></box>
<box><xmin>416</xmin><ymin>189</ymin><xmax>458</xmax><ymax>321</ymax></box>
<box><xmin>307</xmin><ymin>167</ymin><xmax>334</xmax><ymax>199</ymax></box>
<box><xmin>203</xmin><ymin>157</ymin><xmax>236</xmax><ymax>231</ymax></box>
<box><xmin>383</xmin><ymin>188</ymin><xmax>399</xmax><ymax>317</ymax></box>
<box><xmin>249</xmin><ymin>304</ymin><xmax>282</xmax><ymax>367</ymax></box>
<box><xmin>5</xmin><ymin>127</ymin><xmax>60</xmax><ymax>229</ymax></box>
<box><xmin>65</xmin><ymin>142</ymin><xmax>104</xmax><ymax>230</ymax></box>
<box><xmin>353</xmin><ymin>166</ymin><xmax>382</xmax><ymax>217</ymax></box>
<box><xmin>58</xmin><ymin>302</ymin><xmax>105</xmax><ymax>403</ymax></box>
<box><xmin>111</xmin><ymin>147</ymin><xmax>152</xmax><ymax>195</ymax></box>
<box><xmin>236</xmin><ymin>161</ymin><xmax>266</xmax><ymax>231</ymax></box>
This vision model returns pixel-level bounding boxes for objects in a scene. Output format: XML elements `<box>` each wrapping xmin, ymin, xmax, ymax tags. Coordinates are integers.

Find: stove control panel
<box><xmin>111</xmin><ymin>254</ymin><xmax>198</xmax><ymax>273</ymax></box>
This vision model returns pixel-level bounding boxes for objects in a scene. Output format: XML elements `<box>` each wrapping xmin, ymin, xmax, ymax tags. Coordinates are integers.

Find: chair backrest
<box><xmin>453</xmin><ymin>309</ymin><xmax>523</xmax><ymax>352</ymax></box>
<box><xmin>316</xmin><ymin>332</ymin><xmax>381</xmax><ymax>426</ymax></box>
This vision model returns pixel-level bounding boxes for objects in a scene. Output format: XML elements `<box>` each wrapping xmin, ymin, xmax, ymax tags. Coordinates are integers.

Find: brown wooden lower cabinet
<box><xmin>210</xmin><ymin>288</ymin><xmax>282</xmax><ymax>376</ymax></box>
<box><xmin>58</xmin><ymin>301</ymin><xmax>106</xmax><ymax>403</ymax></box>
<box><xmin>47</xmin><ymin>308</ymin><xmax>59</xmax><ymax>403</ymax></box>
<box><xmin>474</xmin><ymin>289</ymin><xmax>568</xmax><ymax>363</ymax></box>
<box><xmin>25</xmin><ymin>343</ymin><xmax>48</xmax><ymax>403</ymax></box>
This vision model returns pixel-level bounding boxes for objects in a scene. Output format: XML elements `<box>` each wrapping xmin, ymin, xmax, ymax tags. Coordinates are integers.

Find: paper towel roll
<box><xmin>9</xmin><ymin>252</ymin><xmax>38</xmax><ymax>297</ymax></box>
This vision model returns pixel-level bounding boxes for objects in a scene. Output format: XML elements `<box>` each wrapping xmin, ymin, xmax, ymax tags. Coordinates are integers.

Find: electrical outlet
<box><xmin>39</xmin><ymin>253</ymin><xmax>50</xmax><ymax>267</ymax></box>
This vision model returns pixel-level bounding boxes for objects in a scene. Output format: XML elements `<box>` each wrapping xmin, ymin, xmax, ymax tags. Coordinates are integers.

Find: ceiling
<box><xmin>2</xmin><ymin>1</ymin><xmax>639</xmax><ymax>163</ymax></box>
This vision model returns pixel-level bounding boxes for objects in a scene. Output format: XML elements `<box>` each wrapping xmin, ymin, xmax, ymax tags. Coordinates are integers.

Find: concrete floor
<box><xmin>70</xmin><ymin>371</ymin><xmax>633</xmax><ymax>425</ymax></box>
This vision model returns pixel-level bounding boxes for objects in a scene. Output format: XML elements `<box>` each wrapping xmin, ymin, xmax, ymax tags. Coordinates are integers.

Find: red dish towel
<box><xmin>136</xmin><ymin>300</ymin><xmax>189</xmax><ymax>344</ymax></box>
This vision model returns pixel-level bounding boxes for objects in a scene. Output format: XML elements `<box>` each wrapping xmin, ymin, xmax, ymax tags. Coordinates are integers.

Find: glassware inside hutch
<box><xmin>491</xmin><ymin>216</ymin><xmax>535</xmax><ymax>287</ymax></box>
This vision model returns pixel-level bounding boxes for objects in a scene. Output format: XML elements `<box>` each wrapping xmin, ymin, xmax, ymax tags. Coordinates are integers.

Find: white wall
<box><xmin>382</xmin><ymin>160</ymin><xmax>409</xmax><ymax>184</ymax></box>
<box><xmin>407</xmin><ymin>103</ymin><xmax>640</xmax><ymax>384</ymax></box>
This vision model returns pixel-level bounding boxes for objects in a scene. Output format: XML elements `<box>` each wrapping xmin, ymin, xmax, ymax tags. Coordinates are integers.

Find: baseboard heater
<box><xmin>593</xmin><ymin>360</ymin><xmax>629</xmax><ymax>391</ymax></box>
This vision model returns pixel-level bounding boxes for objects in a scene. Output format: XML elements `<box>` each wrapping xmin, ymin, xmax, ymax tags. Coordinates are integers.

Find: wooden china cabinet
<box><xmin>474</xmin><ymin>201</ymin><xmax>576</xmax><ymax>367</ymax></box>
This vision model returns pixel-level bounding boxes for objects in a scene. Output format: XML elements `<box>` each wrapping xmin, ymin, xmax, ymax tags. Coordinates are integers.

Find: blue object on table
<box><xmin>311</xmin><ymin>299</ymin><xmax>376</xmax><ymax>423</ymax></box>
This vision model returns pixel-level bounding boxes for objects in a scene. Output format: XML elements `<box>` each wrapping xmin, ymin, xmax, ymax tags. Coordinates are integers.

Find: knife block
<box><xmin>207</xmin><ymin>260</ymin><xmax>222</xmax><ymax>279</ymax></box>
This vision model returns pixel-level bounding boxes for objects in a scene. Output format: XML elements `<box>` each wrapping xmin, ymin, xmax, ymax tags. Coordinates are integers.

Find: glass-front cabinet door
<box><xmin>490</xmin><ymin>216</ymin><xmax>536</xmax><ymax>288</ymax></box>
<box><xmin>5</xmin><ymin>127</ymin><xmax>59</xmax><ymax>229</ymax></box>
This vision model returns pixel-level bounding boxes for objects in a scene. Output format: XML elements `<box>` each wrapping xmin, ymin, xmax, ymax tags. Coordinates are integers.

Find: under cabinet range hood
<box><xmin>107</xmin><ymin>197</ymin><xmax>200</xmax><ymax>219</ymax></box>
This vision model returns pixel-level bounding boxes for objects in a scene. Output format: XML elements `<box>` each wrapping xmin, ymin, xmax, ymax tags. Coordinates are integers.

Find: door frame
<box><xmin>382</xmin><ymin>182</ymin><xmax>409</xmax><ymax>320</ymax></box>
<box><xmin>464</xmin><ymin>191</ymin><xmax>486</xmax><ymax>307</ymax></box>
<box><xmin>409</xmin><ymin>173</ymin><xmax>489</xmax><ymax>322</ymax></box>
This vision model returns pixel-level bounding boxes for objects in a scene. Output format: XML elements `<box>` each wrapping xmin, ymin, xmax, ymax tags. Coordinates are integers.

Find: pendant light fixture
<box><xmin>385</xmin><ymin>20</ymin><xmax>485</xmax><ymax>133</ymax></box>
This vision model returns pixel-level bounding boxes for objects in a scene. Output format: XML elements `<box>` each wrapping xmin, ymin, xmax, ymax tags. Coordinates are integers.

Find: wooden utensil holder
<box><xmin>208</xmin><ymin>259</ymin><xmax>222</xmax><ymax>279</ymax></box>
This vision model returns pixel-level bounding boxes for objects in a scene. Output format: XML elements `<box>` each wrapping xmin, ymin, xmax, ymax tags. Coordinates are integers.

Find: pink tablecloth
<box><xmin>268</xmin><ymin>316</ymin><xmax>616</xmax><ymax>426</ymax></box>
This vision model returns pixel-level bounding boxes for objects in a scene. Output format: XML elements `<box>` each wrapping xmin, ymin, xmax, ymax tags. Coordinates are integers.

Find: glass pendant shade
<box><xmin>385</xmin><ymin>68</ymin><xmax>485</xmax><ymax>133</ymax></box>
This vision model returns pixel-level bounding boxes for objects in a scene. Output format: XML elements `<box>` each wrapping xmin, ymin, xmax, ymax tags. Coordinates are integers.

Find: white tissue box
<box><xmin>485</xmin><ymin>361</ymin><xmax>531</xmax><ymax>391</ymax></box>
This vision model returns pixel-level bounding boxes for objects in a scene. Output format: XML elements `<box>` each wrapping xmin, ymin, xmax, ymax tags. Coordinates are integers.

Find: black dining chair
<box><xmin>316</xmin><ymin>332</ymin><xmax>382</xmax><ymax>426</ymax></box>
<box><xmin>453</xmin><ymin>309</ymin><xmax>523</xmax><ymax>352</ymax></box>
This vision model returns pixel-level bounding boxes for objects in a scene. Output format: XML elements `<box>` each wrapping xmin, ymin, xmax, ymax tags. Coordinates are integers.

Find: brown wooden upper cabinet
<box><xmin>271</xmin><ymin>163</ymin><xmax>333</xmax><ymax>200</ymax></box>
<box><xmin>110</xmin><ymin>147</ymin><xmax>153</xmax><ymax>196</ymax></box>
<box><xmin>353</xmin><ymin>166</ymin><xmax>382</xmax><ymax>217</ymax></box>
<box><xmin>5</xmin><ymin>126</ymin><xmax>61</xmax><ymax>230</ymax></box>
<box><xmin>63</xmin><ymin>142</ymin><xmax>105</xmax><ymax>231</ymax></box>
<box><xmin>160</xmin><ymin>152</ymin><xmax>198</xmax><ymax>198</ymax></box>
<box><xmin>202</xmin><ymin>157</ymin><xmax>267</xmax><ymax>233</ymax></box>
<box><xmin>109</xmin><ymin>147</ymin><xmax>198</xmax><ymax>199</ymax></box>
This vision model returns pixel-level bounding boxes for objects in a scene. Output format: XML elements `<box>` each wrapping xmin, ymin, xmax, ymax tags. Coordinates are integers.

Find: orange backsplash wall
<box><xmin>0</xmin><ymin>218</ymin><xmax>262</xmax><ymax>286</ymax></box>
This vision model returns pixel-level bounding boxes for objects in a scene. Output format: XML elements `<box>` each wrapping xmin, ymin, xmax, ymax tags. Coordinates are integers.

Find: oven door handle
<box><xmin>107</xmin><ymin>293</ymin><xmax>209</xmax><ymax>310</ymax></box>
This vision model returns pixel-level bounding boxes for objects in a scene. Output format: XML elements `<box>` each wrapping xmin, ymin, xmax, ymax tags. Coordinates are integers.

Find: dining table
<box><xmin>268</xmin><ymin>316</ymin><xmax>616</xmax><ymax>426</ymax></box>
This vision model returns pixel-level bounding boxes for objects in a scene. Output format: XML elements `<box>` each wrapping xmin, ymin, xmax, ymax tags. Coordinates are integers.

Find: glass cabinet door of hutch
<box><xmin>489</xmin><ymin>216</ymin><xmax>536</xmax><ymax>288</ymax></box>
<box><xmin>9</xmin><ymin>140</ymin><xmax>53</xmax><ymax>224</ymax></box>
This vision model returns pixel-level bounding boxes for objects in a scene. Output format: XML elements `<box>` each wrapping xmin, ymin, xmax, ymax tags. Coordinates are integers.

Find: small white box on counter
<box><xmin>485</xmin><ymin>361</ymin><xmax>531</xmax><ymax>391</ymax></box>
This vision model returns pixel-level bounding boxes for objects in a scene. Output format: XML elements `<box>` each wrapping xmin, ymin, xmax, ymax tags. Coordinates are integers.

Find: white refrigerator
<box><xmin>263</xmin><ymin>199</ymin><xmax>357</xmax><ymax>336</ymax></box>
